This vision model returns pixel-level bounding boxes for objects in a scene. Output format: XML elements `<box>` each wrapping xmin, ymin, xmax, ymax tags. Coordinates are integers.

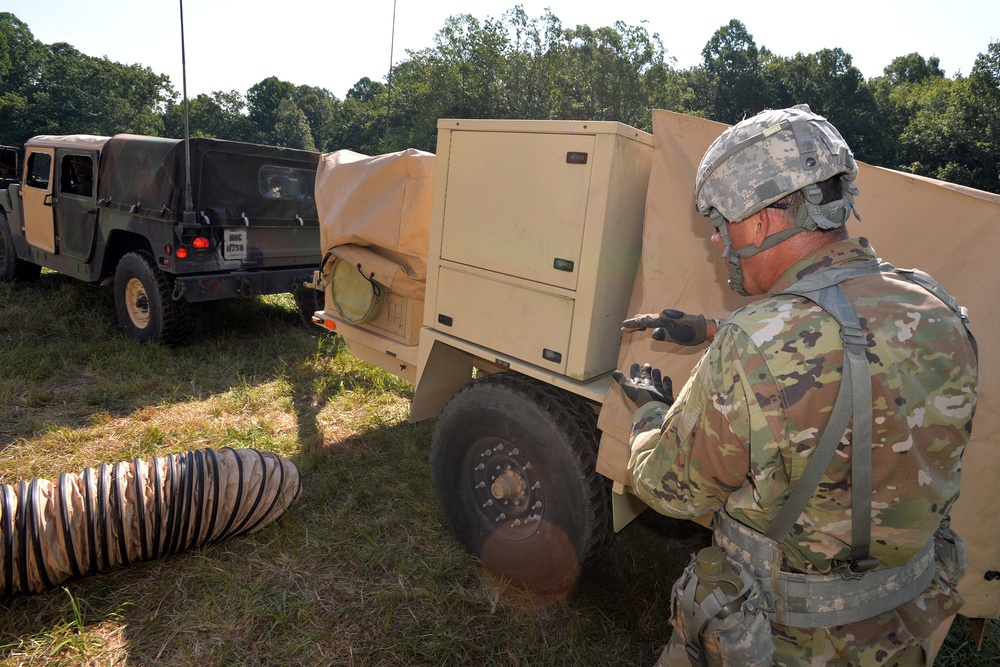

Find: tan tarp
<box><xmin>597</xmin><ymin>109</ymin><xmax>1000</xmax><ymax>618</ymax></box>
<box><xmin>316</xmin><ymin>148</ymin><xmax>435</xmax><ymax>303</ymax></box>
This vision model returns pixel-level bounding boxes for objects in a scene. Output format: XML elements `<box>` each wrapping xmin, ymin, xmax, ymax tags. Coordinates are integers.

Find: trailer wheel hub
<box><xmin>465</xmin><ymin>437</ymin><xmax>541</xmax><ymax>541</ymax></box>
<box><xmin>491</xmin><ymin>470</ymin><xmax>524</xmax><ymax>500</ymax></box>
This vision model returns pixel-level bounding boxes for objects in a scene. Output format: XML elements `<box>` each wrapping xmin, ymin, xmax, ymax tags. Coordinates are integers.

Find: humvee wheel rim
<box><xmin>465</xmin><ymin>436</ymin><xmax>541</xmax><ymax>541</ymax></box>
<box><xmin>125</xmin><ymin>277</ymin><xmax>151</xmax><ymax>328</ymax></box>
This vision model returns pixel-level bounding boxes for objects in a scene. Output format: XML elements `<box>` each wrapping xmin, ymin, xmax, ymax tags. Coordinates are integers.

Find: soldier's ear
<box><xmin>752</xmin><ymin>210</ymin><xmax>769</xmax><ymax>248</ymax></box>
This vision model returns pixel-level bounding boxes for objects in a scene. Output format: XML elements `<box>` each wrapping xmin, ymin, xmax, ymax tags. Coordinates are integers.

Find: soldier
<box><xmin>615</xmin><ymin>105</ymin><xmax>978</xmax><ymax>666</ymax></box>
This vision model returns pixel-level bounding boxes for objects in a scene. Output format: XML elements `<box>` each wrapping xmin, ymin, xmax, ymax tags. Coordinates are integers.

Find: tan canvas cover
<box><xmin>316</xmin><ymin>148</ymin><xmax>435</xmax><ymax>302</ymax></box>
<box><xmin>597</xmin><ymin>109</ymin><xmax>1000</xmax><ymax>617</ymax></box>
<box><xmin>25</xmin><ymin>134</ymin><xmax>111</xmax><ymax>150</ymax></box>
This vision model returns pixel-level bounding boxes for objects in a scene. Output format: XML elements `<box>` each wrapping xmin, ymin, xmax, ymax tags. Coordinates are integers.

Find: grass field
<box><xmin>0</xmin><ymin>273</ymin><xmax>996</xmax><ymax>666</ymax></box>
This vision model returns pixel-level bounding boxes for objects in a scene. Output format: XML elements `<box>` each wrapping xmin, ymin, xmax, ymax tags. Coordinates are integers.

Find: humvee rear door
<box><xmin>22</xmin><ymin>148</ymin><xmax>56</xmax><ymax>253</ymax></box>
<box><xmin>55</xmin><ymin>150</ymin><xmax>99</xmax><ymax>261</ymax></box>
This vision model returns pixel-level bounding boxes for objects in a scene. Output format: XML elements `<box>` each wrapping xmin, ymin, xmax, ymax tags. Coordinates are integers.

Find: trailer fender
<box><xmin>409</xmin><ymin>338</ymin><xmax>475</xmax><ymax>422</ymax></box>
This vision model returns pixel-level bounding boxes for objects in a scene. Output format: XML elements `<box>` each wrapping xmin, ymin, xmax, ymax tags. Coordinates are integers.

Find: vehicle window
<box><xmin>0</xmin><ymin>149</ymin><xmax>16</xmax><ymax>180</ymax></box>
<box><xmin>259</xmin><ymin>165</ymin><xmax>315</xmax><ymax>200</ymax></box>
<box><xmin>25</xmin><ymin>152</ymin><xmax>52</xmax><ymax>189</ymax></box>
<box><xmin>61</xmin><ymin>154</ymin><xmax>95</xmax><ymax>197</ymax></box>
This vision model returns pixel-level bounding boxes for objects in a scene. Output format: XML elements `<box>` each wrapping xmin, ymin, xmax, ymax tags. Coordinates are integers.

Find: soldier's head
<box><xmin>694</xmin><ymin>105</ymin><xmax>862</xmax><ymax>295</ymax></box>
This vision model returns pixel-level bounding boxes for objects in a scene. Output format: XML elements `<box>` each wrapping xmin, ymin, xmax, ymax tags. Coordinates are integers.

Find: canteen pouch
<box><xmin>934</xmin><ymin>517</ymin><xmax>967</xmax><ymax>591</ymax></box>
<box><xmin>669</xmin><ymin>552</ymin><xmax>774</xmax><ymax>667</ymax></box>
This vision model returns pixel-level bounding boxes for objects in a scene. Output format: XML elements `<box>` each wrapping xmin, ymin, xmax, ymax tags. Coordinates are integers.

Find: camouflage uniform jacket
<box><xmin>628</xmin><ymin>237</ymin><xmax>978</xmax><ymax>577</ymax></box>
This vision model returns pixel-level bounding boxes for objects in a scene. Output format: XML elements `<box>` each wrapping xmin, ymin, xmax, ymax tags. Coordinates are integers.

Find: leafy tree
<box><xmin>273</xmin><ymin>98</ymin><xmax>316</xmax><ymax>150</ymax></box>
<box><xmin>332</xmin><ymin>77</ymin><xmax>389</xmax><ymax>155</ymax></box>
<box><xmin>383</xmin><ymin>14</ymin><xmax>511</xmax><ymax>152</ymax></box>
<box><xmin>0</xmin><ymin>14</ymin><xmax>48</xmax><ymax>144</ymax></box>
<box><xmin>894</xmin><ymin>42</ymin><xmax>1000</xmax><ymax>192</ymax></box>
<box><xmin>559</xmin><ymin>20</ymin><xmax>665</xmax><ymax>130</ymax></box>
<box><xmin>162</xmin><ymin>90</ymin><xmax>248</xmax><ymax>140</ymax></box>
<box><xmin>245</xmin><ymin>76</ymin><xmax>297</xmax><ymax>145</ymax></box>
<box><xmin>3</xmin><ymin>10</ymin><xmax>999</xmax><ymax>196</ymax></box>
<box><xmin>293</xmin><ymin>85</ymin><xmax>341</xmax><ymax>152</ymax></box>
<box><xmin>700</xmin><ymin>19</ymin><xmax>771</xmax><ymax>123</ymax></box>
<box><xmin>29</xmin><ymin>42</ymin><xmax>171</xmax><ymax>137</ymax></box>
<box><xmin>883</xmin><ymin>52</ymin><xmax>946</xmax><ymax>86</ymax></box>
<box><xmin>662</xmin><ymin>66</ymin><xmax>714</xmax><ymax>119</ymax></box>
<box><xmin>762</xmin><ymin>48</ymin><xmax>882</xmax><ymax>162</ymax></box>
<box><xmin>503</xmin><ymin>7</ymin><xmax>565</xmax><ymax>119</ymax></box>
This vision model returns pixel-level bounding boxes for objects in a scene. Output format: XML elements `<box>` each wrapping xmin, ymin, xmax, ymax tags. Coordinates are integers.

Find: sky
<box><xmin>5</xmin><ymin>0</ymin><xmax>999</xmax><ymax>101</ymax></box>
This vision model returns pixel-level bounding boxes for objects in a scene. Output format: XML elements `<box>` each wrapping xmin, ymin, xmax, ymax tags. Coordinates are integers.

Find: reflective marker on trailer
<box><xmin>312</xmin><ymin>315</ymin><xmax>336</xmax><ymax>331</ymax></box>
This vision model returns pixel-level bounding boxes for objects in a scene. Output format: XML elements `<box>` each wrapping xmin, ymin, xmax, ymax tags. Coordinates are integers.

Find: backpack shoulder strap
<box><xmin>765</xmin><ymin>261</ymin><xmax>881</xmax><ymax>574</ymax></box>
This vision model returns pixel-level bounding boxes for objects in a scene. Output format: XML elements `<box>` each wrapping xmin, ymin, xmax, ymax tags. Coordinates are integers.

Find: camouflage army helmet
<box><xmin>694</xmin><ymin>105</ymin><xmax>863</xmax><ymax>294</ymax></box>
<box><xmin>695</xmin><ymin>104</ymin><xmax>861</xmax><ymax>226</ymax></box>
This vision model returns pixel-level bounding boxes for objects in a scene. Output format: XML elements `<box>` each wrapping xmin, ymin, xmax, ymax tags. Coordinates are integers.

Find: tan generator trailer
<box><xmin>309</xmin><ymin>112</ymin><xmax>1000</xmax><ymax>639</ymax></box>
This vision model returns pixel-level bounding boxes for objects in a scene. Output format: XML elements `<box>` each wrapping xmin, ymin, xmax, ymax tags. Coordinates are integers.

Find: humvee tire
<box><xmin>113</xmin><ymin>250</ymin><xmax>191</xmax><ymax>345</ymax></box>
<box><xmin>430</xmin><ymin>372</ymin><xmax>612</xmax><ymax>599</ymax></box>
<box><xmin>0</xmin><ymin>212</ymin><xmax>41</xmax><ymax>281</ymax></box>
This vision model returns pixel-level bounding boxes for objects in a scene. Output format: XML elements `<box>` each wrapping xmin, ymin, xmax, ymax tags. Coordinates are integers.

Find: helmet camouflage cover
<box><xmin>695</xmin><ymin>104</ymin><xmax>860</xmax><ymax>227</ymax></box>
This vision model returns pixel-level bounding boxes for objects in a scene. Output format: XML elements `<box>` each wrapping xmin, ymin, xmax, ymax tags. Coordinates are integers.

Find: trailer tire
<box><xmin>113</xmin><ymin>251</ymin><xmax>191</xmax><ymax>345</ymax></box>
<box><xmin>430</xmin><ymin>372</ymin><xmax>612</xmax><ymax>603</ymax></box>
<box><xmin>0</xmin><ymin>212</ymin><xmax>41</xmax><ymax>281</ymax></box>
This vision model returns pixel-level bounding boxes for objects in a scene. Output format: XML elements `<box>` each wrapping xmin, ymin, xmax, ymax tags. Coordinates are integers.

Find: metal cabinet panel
<box><xmin>434</xmin><ymin>266</ymin><xmax>574</xmax><ymax>374</ymax></box>
<box><xmin>440</xmin><ymin>131</ymin><xmax>595</xmax><ymax>291</ymax></box>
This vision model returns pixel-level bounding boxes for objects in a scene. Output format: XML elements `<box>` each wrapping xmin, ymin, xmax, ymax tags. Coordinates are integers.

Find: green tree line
<box><xmin>2</xmin><ymin>9</ymin><xmax>998</xmax><ymax>194</ymax></box>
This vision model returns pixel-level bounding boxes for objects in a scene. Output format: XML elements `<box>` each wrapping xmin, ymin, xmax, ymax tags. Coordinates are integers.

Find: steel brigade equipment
<box><xmin>308</xmin><ymin>114</ymin><xmax>1000</xmax><ymax>648</ymax></box>
<box><xmin>0</xmin><ymin>134</ymin><xmax>321</xmax><ymax>344</ymax></box>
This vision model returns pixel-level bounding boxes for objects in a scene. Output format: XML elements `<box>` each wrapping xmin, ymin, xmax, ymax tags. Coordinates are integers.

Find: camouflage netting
<box><xmin>0</xmin><ymin>447</ymin><xmax>300</xmax><ymax>597</ymax></box>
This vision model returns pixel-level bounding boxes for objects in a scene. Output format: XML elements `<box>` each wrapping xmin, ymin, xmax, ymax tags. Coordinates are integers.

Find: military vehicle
<box><xmin>0</xmin><ymin>134</ymin><xmax>321</xmax><ymax>344</ymax></box>
<box><xmin>309</xmin><ymin>114</ymin><xmax>1000</xmax><ymax>644</ymax></box>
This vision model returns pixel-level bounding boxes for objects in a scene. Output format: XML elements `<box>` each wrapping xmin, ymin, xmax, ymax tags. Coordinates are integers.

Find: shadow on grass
<box><xmin>0</xmin><ymin>273</ymin><xmax>327</xmax><ymax>447</ymax></box>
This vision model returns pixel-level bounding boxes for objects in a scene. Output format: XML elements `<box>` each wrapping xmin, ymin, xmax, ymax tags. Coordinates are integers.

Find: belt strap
<box><xmin>716</xmin><ymin>510</ymin><xmax>936</xmax><ymax>627</ymax></box>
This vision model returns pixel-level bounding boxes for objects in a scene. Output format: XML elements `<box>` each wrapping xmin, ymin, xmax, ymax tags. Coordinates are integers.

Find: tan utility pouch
<box><xmin>670</xmin><ymin>549</ymin><xmax>774</xmax><ymax>667</ymax></box>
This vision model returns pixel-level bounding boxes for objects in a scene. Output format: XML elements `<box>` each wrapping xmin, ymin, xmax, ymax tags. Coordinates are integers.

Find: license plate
<box><xmin>224</xmin><ymin>230</ymin><xmax>247</xmax><ymax>261</ymax></box>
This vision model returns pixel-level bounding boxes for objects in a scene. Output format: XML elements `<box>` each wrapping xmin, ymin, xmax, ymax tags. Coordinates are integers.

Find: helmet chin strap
<box><xmin>709</xmin><ymin>178</ymin><xmax>862</xmax><ymax>295</ymax></box>
<box><xmin>710</xmin><ymin>209</ymin><xmax>803</xmax><ymax>296</ymax></box>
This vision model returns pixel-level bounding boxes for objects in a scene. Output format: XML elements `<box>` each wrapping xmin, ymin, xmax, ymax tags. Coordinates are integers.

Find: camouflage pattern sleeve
<box><xmin>627</xmin><ymin>325</ymin><xmax>768</xmax><ymax>519</ymax></box>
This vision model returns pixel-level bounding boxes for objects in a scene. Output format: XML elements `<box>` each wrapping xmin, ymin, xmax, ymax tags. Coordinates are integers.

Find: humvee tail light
<box><xmin>193</xmin><ymin>237</ymin><xmax>210</xmax><ymax>249</ymax></box>
<box><xmin>176</xmin><ymin>247</ymin><xmax>188</xmax><ymax>259</ymax></box>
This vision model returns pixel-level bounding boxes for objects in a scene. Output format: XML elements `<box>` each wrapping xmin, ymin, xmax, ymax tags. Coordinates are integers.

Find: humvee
<box><xmin>0</xmin><ymin>134</ymin><xmax>321</xmax><ymax>344</ymax></box>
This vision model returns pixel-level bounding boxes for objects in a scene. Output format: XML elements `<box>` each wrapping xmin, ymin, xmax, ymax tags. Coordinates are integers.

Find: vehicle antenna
<box><xmin>179</xmin><ymin>0</ymin><xmax>195</xmax><ymax>224</ymax></box>
<box><xmin>384</xmin><ymin>0</ymin><xmax>397</xmax><ymax>152</ymax></box>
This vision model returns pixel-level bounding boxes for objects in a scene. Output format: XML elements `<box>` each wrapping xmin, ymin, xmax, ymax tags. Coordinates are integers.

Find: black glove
<box><xmin>611</xmin><ymin>363</ymin><xmax>673</xmax><ymax>407</ymax></box>
<box><xmin>622</xmin><ymin>309</ymin><xmax>709</xmax><ymax>346</ymax></box>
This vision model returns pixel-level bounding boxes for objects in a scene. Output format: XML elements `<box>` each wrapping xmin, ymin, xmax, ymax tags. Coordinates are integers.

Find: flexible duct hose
<box><xmin>0</xmin><ymin>447</ymin><xmax>300</xmax><ymax>597</ymax></box>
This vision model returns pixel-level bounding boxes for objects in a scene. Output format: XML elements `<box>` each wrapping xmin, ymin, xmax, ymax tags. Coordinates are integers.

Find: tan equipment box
<box><xmin>425</xmin><ymin>119</ymin><xmax>654</xmax><ymax>381</ymax></box>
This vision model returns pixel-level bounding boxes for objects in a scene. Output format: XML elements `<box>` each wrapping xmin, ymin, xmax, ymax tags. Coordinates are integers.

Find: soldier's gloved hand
<box><xmin>622</xmin><ymin>309</ymin><xmax>711</xmax><ymax>346</ymax></box>
<box><xmin>611</xmin><ymin>363</ymin><xmax>673</xmax><ymax>407</ymax></box>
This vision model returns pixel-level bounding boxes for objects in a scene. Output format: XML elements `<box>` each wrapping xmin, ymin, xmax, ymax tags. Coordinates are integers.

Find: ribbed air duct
<box><xmin>1</xmin><ymin>447</ymin><xmax>300</xmax><ymax>597</ymax></box>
